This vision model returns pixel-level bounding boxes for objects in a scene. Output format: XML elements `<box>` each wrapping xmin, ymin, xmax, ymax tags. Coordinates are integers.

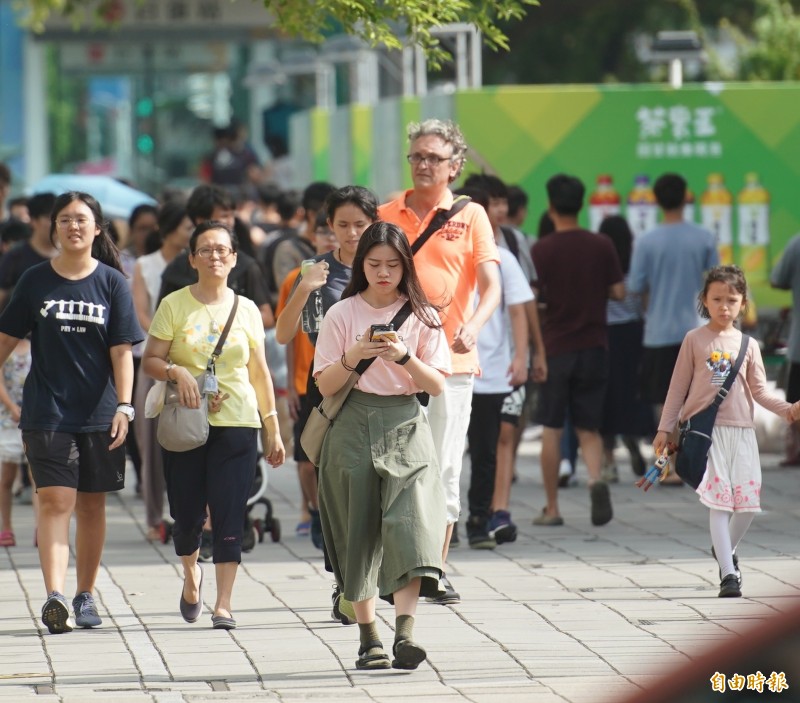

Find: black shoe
<box><xmin>425</xmin><ymin>574</ymin><xmax>461</xmax><ymax>605</ymax></box>
<box><xmin>711</xmin><ymin>546</ymin><xmax>741</xmax><ymax>586</ymax></box>
<box><xmin>719</xmin><ymin>573</ymin><xmax>742</xmax><ymax>598</ymax></box>
<box><xmin>466</xmin><ymin>515</ymin><xmax>495</xmax><ymax>550</ymax></box>
<box><xmin>590</xmin><ymin>481</ymin><xmax>613</xmax><ymax>526</ymax></box>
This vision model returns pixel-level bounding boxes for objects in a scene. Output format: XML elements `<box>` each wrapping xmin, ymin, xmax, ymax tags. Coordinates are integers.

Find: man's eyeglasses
<box><xmin>406</xmin><ymin>153</ymin><xmax>452</xmax><ymax>167</ymax></box>
<box><xmin>56</xmin><ymin>217</ymin><xmax>94</xmax><ymax>229</ymax></box>
<box><xmin>194</xmin><ymin>246</ymin><xmax>233</xmax><ymax>259</ymax></box>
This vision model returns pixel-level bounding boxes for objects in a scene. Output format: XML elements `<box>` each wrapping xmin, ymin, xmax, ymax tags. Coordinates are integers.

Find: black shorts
<box><xmin>293</xmin><ymin>393</ymin><xmax>312</xmax><ymax>463</ymax></box>
<box><xmin>638</xmin><ymin>344</ymin><xmax>681</xmax><ymax>405</ymax></box>
<box><xmin>500</xmin><ymin>385</ymin><xmax>526</xmax><ymax>426</ymax></box>
<box><xmin>22</xmin><ymin>430</ymin><xmax>126</xmax><ymax>493</ymax></box>
<box><xmin>535</xmin><ymin>347</ymin><xmax>608</xmax><ymax>430</ymax></box>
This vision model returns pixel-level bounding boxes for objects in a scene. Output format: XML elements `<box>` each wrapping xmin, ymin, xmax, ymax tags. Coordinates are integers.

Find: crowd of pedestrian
<box><xmin>1</xmin><ymin>116</ymin><xmax>799</xmax><ymax>668</ymax></box>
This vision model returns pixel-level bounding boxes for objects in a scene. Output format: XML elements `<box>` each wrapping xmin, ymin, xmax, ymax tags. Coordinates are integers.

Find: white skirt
<box><xmin>0</xmin><ymin>427</ymin><xmax>24</xmax><ymax>463</ymax></box>
<box><xmin>696</xmin><ymin>425</ymin><xmax>761</xmax><ymax>513</ymax></box>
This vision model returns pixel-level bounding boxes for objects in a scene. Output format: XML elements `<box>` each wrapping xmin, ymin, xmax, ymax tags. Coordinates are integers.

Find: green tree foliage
<box><xmin>20</xmin><ymin>0</ymin><xmax>539</xmax><ymax>67</ymax></box>
<box><xmin>723</xmin><ymin>0</ymin><xmax>800</xmax><ymax>79</ymax></box>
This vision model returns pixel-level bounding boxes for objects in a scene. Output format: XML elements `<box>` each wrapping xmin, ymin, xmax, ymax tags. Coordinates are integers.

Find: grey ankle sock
<box><xmin>395</xmin><ymin>614</ymin><xmax>414</xmax><ymax>642</ymax></box>
<box><xmin>358</xmin><ymin>621</ymin><xmax>380</xmax><ymax>648</ymax></box>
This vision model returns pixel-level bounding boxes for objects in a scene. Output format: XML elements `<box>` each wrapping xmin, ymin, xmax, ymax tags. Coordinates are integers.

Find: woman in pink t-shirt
<box><xmin>314</xmin><ymin>222</ymin><xmax>451</xmax><ymax>671</ymax></box>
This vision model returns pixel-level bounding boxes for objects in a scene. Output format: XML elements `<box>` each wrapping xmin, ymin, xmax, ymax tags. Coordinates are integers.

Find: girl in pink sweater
<box><xmin>654</xmin><ymin>265</ymin><xmax>800</xmax><ymax>598</ymax></box>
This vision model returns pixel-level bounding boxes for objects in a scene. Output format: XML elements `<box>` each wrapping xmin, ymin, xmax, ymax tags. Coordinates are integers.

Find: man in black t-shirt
<box><xmin>531</xmin><ymin>174</ymin><xmax>624</xmax><ymax>529</ymax></box>
<box><xmin>0</xmin><ymin>193</ymin><xmax>57</xmax><ymax>311</ymax></box>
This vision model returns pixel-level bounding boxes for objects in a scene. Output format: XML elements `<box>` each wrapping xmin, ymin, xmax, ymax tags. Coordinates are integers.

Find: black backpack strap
<box><xmin>710</xmin><ymin>333</ymin><xmax>750</xmax><ymax>408</ymax></box>
<box><xmin>354</xmin><ymin>301</ymin><xmax>413</xmax><ymax>376</ymax></box>
<box><xmin>499</xmin><ymin>225</ymin><xmax>520</xmax><ymax>260</ymax></box>
<box><xmin>411</xmin><ymin>195</ymin><xmax>471</xmax><ymax>255</ymax></box>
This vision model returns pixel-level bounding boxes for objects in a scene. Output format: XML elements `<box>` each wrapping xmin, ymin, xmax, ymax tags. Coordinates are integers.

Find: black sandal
<box><xmin>355</xmin><ymin>640</ymin><xmax>391</xmax><ymax>670</ymax></box>
<box><xmin>392</xmin><ymin>638</ymin><xmax>427</xmax><ymax>670</ymax></box>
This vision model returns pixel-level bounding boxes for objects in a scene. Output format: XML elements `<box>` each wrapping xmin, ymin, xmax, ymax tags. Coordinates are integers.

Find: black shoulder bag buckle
<box><xmin>675</xmin><ymin>333</ymin><xmax>749</xmax><ymax>489</ymax></box>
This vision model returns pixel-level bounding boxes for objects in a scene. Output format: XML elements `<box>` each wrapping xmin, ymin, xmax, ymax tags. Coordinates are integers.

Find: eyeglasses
<box><xmin>407</xmin><ymin>153</ymin><xmax>453</xmax><ymax>167</ymax></box>
<box><xmin>56</xmin><ymin>217</ymin><xmax>94</xmax><ymax>229</ymax></box>
<box><xmin>194</xmin><ymin>246</ymin><xmax>233</xmax><ymax>259</ymax></box>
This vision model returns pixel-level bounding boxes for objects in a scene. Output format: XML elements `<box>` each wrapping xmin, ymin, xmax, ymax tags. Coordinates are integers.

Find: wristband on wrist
<box><xmin>261</xmin><ymin>409</ymin><xmax>278</xmax><ymax>422</ymax></box>
<box><xmin>165</xmin><ymin>362</ymin><xmax>176</xmax><ymax>382</ymax></box>
<box><xmin>341</xmin><ymin>352</ymin><xmax>357</xmax><ymax>372</ymax></box>
<box><xmin>395</xmin><ymin>346</ymin><xmax>411</xmax><ymax>366</ymax></box>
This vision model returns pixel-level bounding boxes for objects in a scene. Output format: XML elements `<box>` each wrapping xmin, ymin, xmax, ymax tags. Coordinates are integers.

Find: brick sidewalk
<box><xmin>1</xmin><ymin>438</ymin><xmax>798</xmax><ymax>702</ymax></box>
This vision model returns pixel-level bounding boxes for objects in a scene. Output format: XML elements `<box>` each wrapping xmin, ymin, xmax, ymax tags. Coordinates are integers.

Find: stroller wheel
<box><xmin>270</xmin><ymin>518</ymin><xmax>281</xmax><ymax>543</ymax></box>
<box><xmin>253</xmin><ymin>519</ymin><xmax>265</xmax><ymax>543</ymax></box>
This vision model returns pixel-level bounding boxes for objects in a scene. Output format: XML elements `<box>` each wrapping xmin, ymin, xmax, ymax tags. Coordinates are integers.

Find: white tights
<box><xmin>709</xmin><ymin>509</ymin><xmax>754</xmax><ymax>579</ymax></box>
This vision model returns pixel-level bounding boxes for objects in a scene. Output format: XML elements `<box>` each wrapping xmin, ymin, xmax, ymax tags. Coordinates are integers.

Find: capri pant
<box><xmin>318</xmin><ymin>390</ymin><xmax>446</xmax><ymax>603</ymax></box>
<box><xmin>162</xmin><ymin>425</ymin><xmax>257</xmax><ymax>564</ymax></box>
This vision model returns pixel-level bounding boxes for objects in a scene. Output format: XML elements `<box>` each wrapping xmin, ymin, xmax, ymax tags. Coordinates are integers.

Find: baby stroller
<box><xmin>242</xmin><ymin>451</ymin><xmax>281</xmax><ymax>551</ymax></box>
<box><xmin>157</xmin><ymin>442</ymin><xmax>280</xmax><ymax>550</ymax></box>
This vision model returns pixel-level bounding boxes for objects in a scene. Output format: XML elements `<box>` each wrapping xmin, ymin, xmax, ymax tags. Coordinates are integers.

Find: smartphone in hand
<box><xmin>370</xmin><ymin>324</ymin><xmax>399</xmax><ymax>343</ymax></box>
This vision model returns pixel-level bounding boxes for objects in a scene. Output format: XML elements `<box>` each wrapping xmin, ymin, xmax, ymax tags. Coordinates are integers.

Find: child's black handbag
<box><xmin>676</xmin><ymin>334</ymin><xmax>749</xmax><ymax>489</ymax></box>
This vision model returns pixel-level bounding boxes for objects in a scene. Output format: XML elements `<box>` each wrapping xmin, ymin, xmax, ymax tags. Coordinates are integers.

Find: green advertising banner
<box><xmin>456</xmin><ymin>83</ymin><xmax>800</xmax><ymax>308</ymax></box>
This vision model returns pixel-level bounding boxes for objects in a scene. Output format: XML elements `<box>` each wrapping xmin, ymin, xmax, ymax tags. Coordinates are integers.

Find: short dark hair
<box><xmin>698</xmin><ymin>265</ymin><xmax>748</xmax><ymax>319</ymax></box>
<box><xmin>463</xmin><ymin>173</ymin><xmax>508</xmax><ymax>200</ymax></box>
<box><xmin>454</xmin><ymin>186</ymin><xmax>488</xmax><ymax>211</ymax></box>
<box><xmin>507</xmin><ymin>185</ymin><xmax>529</xmax><ymax>219</ymax></box>
<box><xmin>0</xmin><ymin>219</ymin><xmax>31</xmax><ymax>245</ymax></box>
<box><xmin>302</xmin><ymin>181</ymin><xmax>336</xmax><ymax>214</ymax></box>
<box><xmin>546</xmin><ymin>174</ymin><xmax>585</xmax><ymax>216</ymax></box>
<box><xmin>186</xmin><ymin>185</ymin><xmax>235</xmax><ymax>224</ymax></box>
<box><xmin>28</xmin><ymin>192</ymin><xmax>57</xmax><ymax>220</ymax></box>
<box><xmin>324</xmin><ymin>185</ymin><xmax>379</xmax><ymax>223</ymax></box>
<box><xmin>653</xmin><ymin>173</ymin><xmax>687</xmax><ymax>210</ymax></box>
<box><xmin>189</xmin><ymin>221</ymin><xmax>239</xmax><ymax>255</ymax></box>
<box><xmin>256</xmin><ymin>182</ymin><xmax>281</xmax><ymax>207</ymax></box>
<box><xmin>276</xmin><ymin>190</ymin><xmax>300</xmax><ymax>222</ymax></box>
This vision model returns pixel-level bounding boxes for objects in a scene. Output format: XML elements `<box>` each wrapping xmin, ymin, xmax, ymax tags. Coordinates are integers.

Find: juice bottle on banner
<box><xmin>700</xmin><ymin>173</ymin><xmax>733</xmax><ymax>265</ymax></box>
<box><xmin>626</xmin><ymin>175</ymin><xmax>658</xmax><ymax>239</ymax></box>
<box><xmin>683</xmin><ymin>188</ymin><xmax>696</xmax><ymax>224</ymax></box>
<box><xmin>737</xmin><ymin>173</ymin><xmax>770</xmax><ymax>285</ymax></box>
<box><xmin>300</xmin><ymin>259</ymin><xmax>324</xmax><ymax>334</ymax></box>
<box><xmin>588</xmin><ymin>174</ymin><xmax>621</xmax><ymax>232</ymax></box>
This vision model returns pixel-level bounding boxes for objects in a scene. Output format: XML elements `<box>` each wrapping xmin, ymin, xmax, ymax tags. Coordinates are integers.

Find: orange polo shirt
<box><xmin>276</xmin><ymin>268</ymin><xmax>315</xmax><ymax>396</ymax></box>
<box><xmin>379</xmin><ymin>189</ymin><xmax>499</xmax><ymax>374</ymax></box>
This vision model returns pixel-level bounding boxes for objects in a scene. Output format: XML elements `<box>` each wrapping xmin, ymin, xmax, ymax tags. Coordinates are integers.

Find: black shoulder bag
<box><xmin>675</xmin><ymin>334</ymin><xmax>749</xmax><ymax>489</ymax></box>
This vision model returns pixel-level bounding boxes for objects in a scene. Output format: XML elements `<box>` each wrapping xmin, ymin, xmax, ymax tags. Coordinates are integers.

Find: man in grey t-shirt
<box><xmin>628</xmin><ymin>173</ymin><xmax>719</xmax><ymax>409</ymax></box>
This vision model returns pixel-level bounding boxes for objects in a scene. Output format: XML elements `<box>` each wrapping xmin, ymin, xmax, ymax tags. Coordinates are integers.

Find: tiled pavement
<box><xmin>1</xmin><ymin>434</ymin><xmax>798</xmax><ymax>702</ymax></box>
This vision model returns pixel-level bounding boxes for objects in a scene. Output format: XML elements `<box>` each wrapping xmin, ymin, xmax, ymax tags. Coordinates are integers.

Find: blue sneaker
<box><xmin>42</xmin><ymin>592</ymin><xmax>73</xmax><ymax>634</ymax></box>
<box><xmin>72</xmin><ymin>591</ymin><xmax>102</xmax><ymax>628</ymax></box>
<box><xmin>488</xmin><ymin>510</ymin><xmax>518</xmax><ymax>545</ymax></box>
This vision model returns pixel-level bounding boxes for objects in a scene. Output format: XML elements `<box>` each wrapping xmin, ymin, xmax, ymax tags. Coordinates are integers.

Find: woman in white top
<box><xmin>132</xmin><ymin>201</ymin><xmax>193</xmax><ymax>540</ymax></box>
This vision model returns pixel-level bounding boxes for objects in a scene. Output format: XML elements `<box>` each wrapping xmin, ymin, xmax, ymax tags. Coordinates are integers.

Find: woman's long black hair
<box><xmin>341</xmin><ymin>221</ymin><xmax>441</xmax><ymax>329</ymax></box>
<box><xmin>49</xmin><ymin>192</ymin><xmax>124</xmax><ymax>273</ymax></box>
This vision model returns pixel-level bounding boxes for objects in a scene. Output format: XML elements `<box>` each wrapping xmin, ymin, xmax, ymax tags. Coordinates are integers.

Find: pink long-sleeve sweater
<box><xmin>658</xmin><ymin>326</ymin><xmax>792</xmax><ymax>433</ymax></box>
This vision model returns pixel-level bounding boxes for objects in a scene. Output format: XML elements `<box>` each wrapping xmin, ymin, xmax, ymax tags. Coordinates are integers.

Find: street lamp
<box><xmin>647</xmin><ymin>30</ymin><xmax>705</xmax><ymax>88</ymax></box>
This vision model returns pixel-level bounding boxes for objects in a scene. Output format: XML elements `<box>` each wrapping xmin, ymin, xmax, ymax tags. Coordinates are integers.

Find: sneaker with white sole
<box><xmin>487</xmin><ymin>510</ymin><xmax>518</xmax><ymax>544</ymax></box>
<box><xmin>425</xmin><ymin>573</ymin><xmax>461</xmax><ymax>605</ymax></box>
<box><xmin>330</xmin><ymin>583</ymin><xmax>356</xmax><ymax>625</ymax></box>
<box><xmin>42</xmin><ymin>592</ymin><xmax>74</xmax><ymax>634</ymax></box>
<box><xmin>72</xmin><ymin>591</ymin><xmax>102</xmax><ymax>628</ymax></box>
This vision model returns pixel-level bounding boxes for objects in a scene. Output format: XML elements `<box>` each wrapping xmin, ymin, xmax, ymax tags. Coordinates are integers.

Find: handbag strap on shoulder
<box><xmin>410</xmin><ymin>195</ymin><xmax>471</xmax><ymax>255</ymax></box>
<box><xmin>353</xmin><ymin>300</ymin><xmax>413</xmax><ymax>376</ymax></box>
<box><xmin>710</xmin><ymin>333</ymin><xmax>750</xmax><ymax>408</ymax></box>
<box><xmin>209</xmin><ymin>294</ymin><xmax>239</xmax><ymax>367</ymax></box>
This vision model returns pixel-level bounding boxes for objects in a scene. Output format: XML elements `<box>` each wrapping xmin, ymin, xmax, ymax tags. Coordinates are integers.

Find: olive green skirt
<box><xmin>318</xmin><ymin>390</ymin><xmax>446</xmax><ymax>603</ymax></box>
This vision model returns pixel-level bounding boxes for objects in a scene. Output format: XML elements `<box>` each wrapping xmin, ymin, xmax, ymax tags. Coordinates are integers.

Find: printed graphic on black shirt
<box><xmin>40</xmin><ymin>298</ymin><xmax>107</xmax><ymax>333</ymax></box>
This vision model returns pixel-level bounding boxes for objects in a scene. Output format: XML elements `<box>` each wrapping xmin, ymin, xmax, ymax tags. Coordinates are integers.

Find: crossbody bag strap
<box><xmin>410</xmin><ymin>195</ymin><xmax>471</xmax><ymax>255</ymax></box>
<box><xmin>710</xmin><ymin>333</ymin><xmax>750</xmax><ymax>409</ymax></box>
<box><xmin>208</xmin><ymin>294</ymin><xmax>239</xmax><ymax>369</ymax></box>
<box><xmin>353</xmin><ymin>300</ymin><xmax>413</xmax><ymax>376</ymax></box>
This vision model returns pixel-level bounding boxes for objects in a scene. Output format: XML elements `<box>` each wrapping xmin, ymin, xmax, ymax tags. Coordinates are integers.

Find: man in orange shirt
<box><xmin>379</xmin><ymin>119</ymin><xmax>501</xmax><ymax>604</ymax></box>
